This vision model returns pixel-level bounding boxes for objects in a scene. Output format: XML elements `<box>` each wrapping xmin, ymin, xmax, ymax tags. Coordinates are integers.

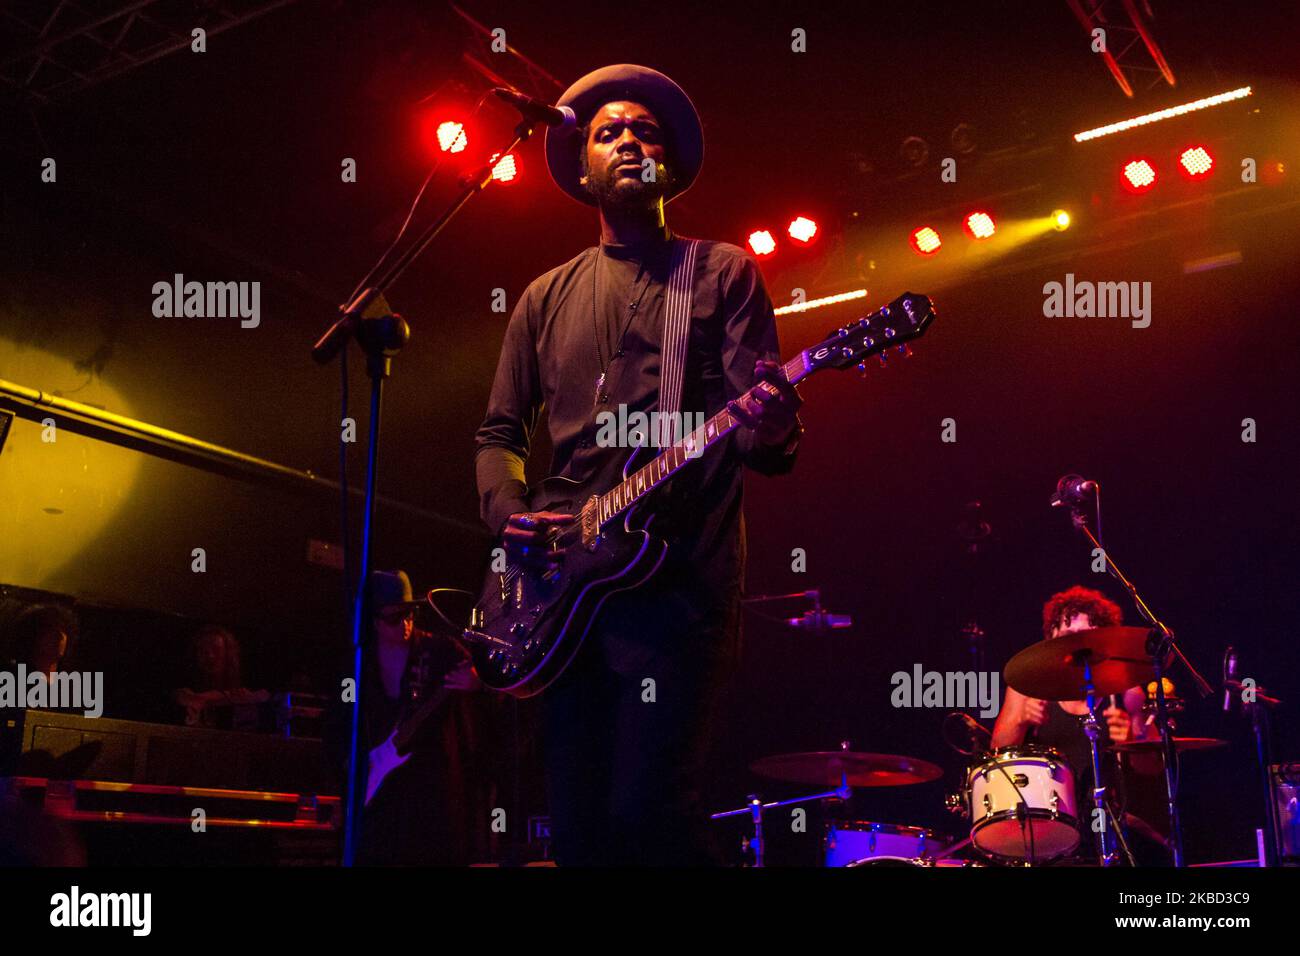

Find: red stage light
<box><xmin>489</xmin><ymin>153</ymin><xmax>518</xmax><ymax>183</ymax></box>
<box><xmin>787</xmin><ymin>216</ymin><xmax>818</xmax><ymax>243</ymax></box>
<box><xmin>963</xmin><ymin>211</ymin><xmax>996</xmax><ymax>239</ymax></box>
<box><xmin>436</xmin><ymin>120</ymin><xmax>468</xmax><ymax>153</ymax></box>
<box><xmin>1179</xmin><ymin>146</ymin><xmax>1214</xmax><ymax>178</ymax></box>
<box><xmin>909</xmin><ymin>226</ymin><xmax>942</xmax><ymax>255</ymax></box>
<box><xmin>748</xmin><ymin>230</ymin><xmax>777</xmax><ymax>256</ymax></box>
<box><xmin>1122</xmin><ymin>158</ymin><xmax>1157</xmax><ymax>193</ymax></box>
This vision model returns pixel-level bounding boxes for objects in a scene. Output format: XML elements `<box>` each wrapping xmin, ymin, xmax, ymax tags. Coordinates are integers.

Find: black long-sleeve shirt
<box><xmin>474</xmin><ymin>229</ymin><xmax>797</xmax><ymax>671</ymax></box>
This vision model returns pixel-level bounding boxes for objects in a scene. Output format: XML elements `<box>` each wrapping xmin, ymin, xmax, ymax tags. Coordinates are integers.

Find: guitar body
<box><xmin>466</xmin><ymin>292</ymin><xmax>935</xmax><ymax>698</ymax></box>
<box><xmin>469</xmin><ymin>452</ymin><xmax>667</xmax><ymax>697</ymax></box>
<box><xmin>365</xmin><ymin>730</ymin><xmax>410</xmax><ymax>807</ymax></box>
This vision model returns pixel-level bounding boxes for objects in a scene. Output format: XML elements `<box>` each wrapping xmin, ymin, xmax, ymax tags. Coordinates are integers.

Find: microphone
<box><xmin>1223</xmin><ymin>646</ymin><xmax>1237</xmax><ymax>712</ymax></box>
<box><xmin>785</xmin><ymin>611</ymin><xmax>853</xmax><ymax>631</ymax></box>
<box><xmin>1049</xmin><ymin>474</ymin><xmax>1098</xmax><ymax>509</ymax></box>
<box><xmin>958</xmin><ymin>711</ymin><xmax>992</xmax><ymax>744</ymax></box>
<box><xmin>491</xmin><ymin>88</ymin><xmax>576</xmax><ymax>130</ymax></box>
<box><xmin>942</xmin><ymin>710</ymin><xmax>993</xmax><ymax>757</ymax></box>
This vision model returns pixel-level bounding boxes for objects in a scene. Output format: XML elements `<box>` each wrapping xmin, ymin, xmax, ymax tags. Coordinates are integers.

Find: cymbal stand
<box><xmin>711</xmin><ymin>775</ymin><xmax>853</xmax><ymax>868</ymax></box>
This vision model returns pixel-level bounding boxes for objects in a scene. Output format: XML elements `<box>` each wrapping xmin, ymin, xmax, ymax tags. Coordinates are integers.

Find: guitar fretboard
<box><xmin>595</xmin><ymin>351</ymin><xmax>811</xmax><ymax>528</ymax></box>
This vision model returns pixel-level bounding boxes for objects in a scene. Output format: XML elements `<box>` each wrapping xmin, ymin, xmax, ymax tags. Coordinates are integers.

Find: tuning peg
<box><xmin>856</xmin><ymin>361</ymin><xmax>869</xmax><ymax>377</ymax></box>
<box><xmin>878</xmin><ymin>353</ymin><xmax>889</xmax><ymax>367</ymax></box>
<box><xmin>897</xmin><ymin>344</ymin><xmax>911</xmax><ymax>357</ymax></box>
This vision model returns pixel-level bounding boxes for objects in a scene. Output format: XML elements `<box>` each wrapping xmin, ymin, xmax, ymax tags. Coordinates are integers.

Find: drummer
<box><xmin>991</xmin><ymin>586</ymin><xmax>1162</xmax><ymax>853</ymax></box>
<box><xmin>992</xmin><ymin>586</ymin><xmax>1151</xmax><ymax>755</ymax></box>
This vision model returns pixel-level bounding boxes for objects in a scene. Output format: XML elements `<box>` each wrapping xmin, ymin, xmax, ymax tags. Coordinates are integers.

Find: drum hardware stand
<box><xmin>1103</xmin><ymin>795</ymin><xmax>1138</xmax><ymax>866</ymax></box>
<box><xmin>1064</xmin><ymin>500</ymin><xmax>1213</xmax><ymax>868</ymax></box>
<box><xmin>310</xmin><ymin>114</ymin><xmax>547</xmax><ymax>867</ymax></box>
<box><xmin>1077</xmin><ymin>655</ymin><xmax>1120</xmax><ymax>867</ymax></box>
<box><xmin>711</xmin><ymin>778</ymin><xmax>853</xmax><ymax>868</ymax></box>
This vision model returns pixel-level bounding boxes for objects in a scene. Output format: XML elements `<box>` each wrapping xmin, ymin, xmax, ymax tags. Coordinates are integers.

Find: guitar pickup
<box><xmin>579</xmin><ymin>495</ymin><xmax>601</xmax><ymax>551</ymax></box>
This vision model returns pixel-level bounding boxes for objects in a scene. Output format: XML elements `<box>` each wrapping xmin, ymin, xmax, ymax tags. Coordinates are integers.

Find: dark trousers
<box><xmin>541</xmin><ymin>629</ymin><xmax>729</xmax><ymax>866</ymax></box>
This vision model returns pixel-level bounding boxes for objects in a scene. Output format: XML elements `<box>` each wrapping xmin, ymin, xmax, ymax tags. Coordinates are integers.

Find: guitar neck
<box><xmin>392</xmin><ymin>684</ymin><xmax>451</xmax><ymax>755</ymax></box>
<box><xmin>596</xmin><ymin>351</ymin><xmax>812</xmax><ymax>528</ymax></box>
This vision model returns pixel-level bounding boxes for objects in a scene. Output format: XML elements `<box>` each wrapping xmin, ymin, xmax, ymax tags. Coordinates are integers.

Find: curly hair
<box><xmin>1041</xmin><ymin>586</ymin><xmax>1122</xmax><ymax>640</ymax></box>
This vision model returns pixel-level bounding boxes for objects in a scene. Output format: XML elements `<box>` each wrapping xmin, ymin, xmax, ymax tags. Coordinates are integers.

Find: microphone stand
<box><xmin>311</xmin><ymin>116</ymin><xmax>543</xmax><ymax>867</ymax></box>
<box><xmin>1065</xmin><ymin>504</ymin><xmax>1213</xmax><ymax>867</ymax></box>
<box><xmin>1227</xmin><ymin>676</ymin><xmax>1284</xmax><ymax>865</ymax></box>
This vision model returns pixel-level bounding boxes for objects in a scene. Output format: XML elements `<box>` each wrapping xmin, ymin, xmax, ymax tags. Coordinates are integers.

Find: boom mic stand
<box><xmin>310</xmin><ymin>114</ymin><xmax>546</xmax><ymax>867</ymax></box>
<box><xmin>1061</xmin><ymin>490</ymin><xmax>1213</xmax><ymax>868</ymax></box>
<box><xmin>1224</xmin><ymin>657</ymin><xmax>1285</xmax><ymax>866</ymax></box>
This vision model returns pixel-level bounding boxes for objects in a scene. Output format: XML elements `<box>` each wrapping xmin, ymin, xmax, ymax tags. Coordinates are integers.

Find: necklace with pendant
<box><xmin>592</xmin><ymin>249</ymin><xmax>651</xmax><ymax>406</ymax></box>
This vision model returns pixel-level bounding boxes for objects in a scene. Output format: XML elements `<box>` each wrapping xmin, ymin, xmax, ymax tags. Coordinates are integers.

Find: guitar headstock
<box><xmin>803</xmin><ymin>292</ymin><xmax>935</xmax><ymax>373</ymax></box>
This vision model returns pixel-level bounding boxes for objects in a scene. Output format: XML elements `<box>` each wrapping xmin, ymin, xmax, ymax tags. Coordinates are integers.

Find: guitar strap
<box><xmin>657</xmin><ymin>236</ymin><xmax>700</xmax><ymax>447</ymax></box>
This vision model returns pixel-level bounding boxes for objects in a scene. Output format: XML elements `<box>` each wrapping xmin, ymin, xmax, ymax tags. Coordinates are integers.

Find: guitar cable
<box><xmin>422</xmin><ymin>587</ymin><xmax>476</xmax><ymax>632</ymax></box>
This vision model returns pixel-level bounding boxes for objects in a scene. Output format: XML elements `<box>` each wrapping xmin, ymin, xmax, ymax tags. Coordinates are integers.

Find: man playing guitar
<box><xmin>474</xmin><ymin>65</ymin><xmax>802</xmax><ymax>865</ymax></box>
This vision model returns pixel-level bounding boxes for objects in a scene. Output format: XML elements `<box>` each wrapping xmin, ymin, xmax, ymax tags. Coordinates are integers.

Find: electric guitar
<box><xmin>465</xmin><ymin>292</ymin><xmax>936</xmax><ymax>697</ymax></box>
<box><xmin>364</xmin><ymin>680</ymin><xmax>452</xmax><ymax>806</ymax></box>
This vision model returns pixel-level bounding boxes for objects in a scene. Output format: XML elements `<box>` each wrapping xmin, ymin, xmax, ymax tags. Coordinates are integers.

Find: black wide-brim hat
<box><xmin>545</xmin><ymin>64</ymin><xmax>704</xmax><ymax>206</ymax></box>
<box><xmin>368</xmin><ymin>569</ymin><xmax>423</xmax><ymax>613</ymax></box>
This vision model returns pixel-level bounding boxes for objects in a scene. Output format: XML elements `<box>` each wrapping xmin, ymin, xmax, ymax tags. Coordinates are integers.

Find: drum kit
<box><xmin>713</xmin><ymin>625</ymin><xmax>1235</xmax><ymax>868</ymax></box>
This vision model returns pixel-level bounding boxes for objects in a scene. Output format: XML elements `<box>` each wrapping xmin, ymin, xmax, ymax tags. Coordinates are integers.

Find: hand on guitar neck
<box><xmin>364</xmin><ymin>660</ymin><xmax>479</xmax><ymax>807</ymax></box>
<box><xmin>726</xmin><ymin>358</ymin><xmax>803</xmax><ymax>448</ymax></box>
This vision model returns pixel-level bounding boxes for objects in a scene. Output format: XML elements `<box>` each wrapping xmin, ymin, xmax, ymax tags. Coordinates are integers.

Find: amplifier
<box><xmin>2</xmin><ymin>709</ymin><xmax>338</xmax><ymax>795</ymax></box>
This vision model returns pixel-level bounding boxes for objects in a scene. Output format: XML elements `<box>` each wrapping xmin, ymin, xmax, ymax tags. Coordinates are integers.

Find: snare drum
<box><xmin>825</xmin><ymin>821</ymin><xmax>947</xmax><ymax>867</ymax></box>
<box><xmin>965</xmin><ymin>745</ymin><xmax>1079</xmax><ymax>863</ymax></box>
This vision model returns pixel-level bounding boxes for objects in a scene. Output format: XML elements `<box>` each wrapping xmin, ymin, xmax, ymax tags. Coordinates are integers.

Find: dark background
<box><xmin>2</xmin><ymin>0</ymin><xmax>1297</xmax><ymax>864</ymax></box>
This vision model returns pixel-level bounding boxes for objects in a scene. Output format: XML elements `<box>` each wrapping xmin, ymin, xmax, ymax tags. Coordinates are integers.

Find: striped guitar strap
<box><xmin>656</xmin><ymin>236</ymin><xmax>700</xmax><ymax>447</ymax></box>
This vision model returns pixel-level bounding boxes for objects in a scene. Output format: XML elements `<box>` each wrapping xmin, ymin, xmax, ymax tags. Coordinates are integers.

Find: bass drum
<box><xmin>825</xmin><ymin>821</ymin><xmax>947</xmax><ymax>868</ymax></box>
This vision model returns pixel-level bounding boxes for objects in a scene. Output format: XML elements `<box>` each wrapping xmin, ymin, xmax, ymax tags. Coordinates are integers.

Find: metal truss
<box><xmin>1066</xmin><ymin>0</ymin><xmax>1177</xmax><ymax>99</ymax></box>
<box><xmin>449</xmin><ymin>1</ymin><xmax>564</xmax><ymax>100</ymax></box>
<box><xmin>1</xmin><ymin>0</ymin><xmax>298</xmax><ymax>106</ymax></box>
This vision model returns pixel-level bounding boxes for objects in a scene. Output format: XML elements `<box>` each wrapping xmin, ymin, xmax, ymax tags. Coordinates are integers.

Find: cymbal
<box><xmin>1005</xmin><ymin>626</ymin><xmax>1169</xmax><ymax>701</ymax></box>
<box><xmin>750</xmin><ymin>751</ymin><xmax>943</xmax><ymax>788</ymax></box>
<box><xmin>1111</xmin><ymin>736</ymin><xmax>1227</xmax><ymax>755</ymax></box>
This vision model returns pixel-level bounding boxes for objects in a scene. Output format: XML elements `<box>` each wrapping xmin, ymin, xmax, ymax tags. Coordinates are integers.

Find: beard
<box><xmin>582</xmin><ymin>157</ymin><xmax>673</xmax><ymax>209</ymax></box>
